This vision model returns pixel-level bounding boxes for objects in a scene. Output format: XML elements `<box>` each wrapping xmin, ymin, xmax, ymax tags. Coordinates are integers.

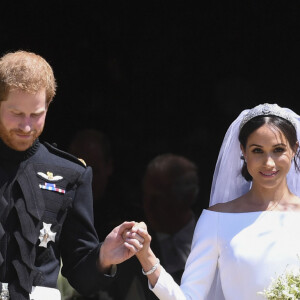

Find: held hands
<box><xmin>98</xmin><ymin>220</ymin><xmax>157</xmax><ymax>281</ymax></box>
<box><xmin>123</xmin><ymin>221</ymin><xmax>152</xmax><ymax>259</ymax></box>
<box><xmin>124</xmin><ymin>222</ymin><xmax>161</xmax><ymax>287</ymax></box>
<box><xmin>98</xmin><ymin>221</ymin><xmax>160</xmax><ymax>287</ymax></box>
<box><xmin>98</xmin><ymin>221</ymin><xmax>145</xmax><ymax>273</ymax></box>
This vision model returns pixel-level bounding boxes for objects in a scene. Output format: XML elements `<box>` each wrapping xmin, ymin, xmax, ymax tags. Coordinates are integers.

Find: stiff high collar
<box><xmin>0</xmin><ymin>138</ymin><xmax>40</xmax><ymax>163</ymax></box>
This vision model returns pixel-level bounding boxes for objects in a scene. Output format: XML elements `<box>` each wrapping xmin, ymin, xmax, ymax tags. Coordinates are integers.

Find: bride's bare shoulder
<box><xmin>208</xmin><ymin>198</ymin><xmax>244</xmax><ymax>213</ymax></box>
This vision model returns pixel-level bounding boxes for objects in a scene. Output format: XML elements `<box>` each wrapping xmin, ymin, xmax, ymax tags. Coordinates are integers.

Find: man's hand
<box><xmin>124</xmin><ymin>222</ymin><xmax>152</xmax><ymax>259</ymax></box>
<box><xmin>98</xmin><ymin>221</ymin><xmax>144</xmax><ymax>273</ymax></box>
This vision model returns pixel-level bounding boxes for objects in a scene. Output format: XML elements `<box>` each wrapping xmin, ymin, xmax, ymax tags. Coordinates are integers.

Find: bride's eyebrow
<box><xmin>248</xmin><ymin>143</ymin><xmax>286</xmax><ymax>148</ymax></box>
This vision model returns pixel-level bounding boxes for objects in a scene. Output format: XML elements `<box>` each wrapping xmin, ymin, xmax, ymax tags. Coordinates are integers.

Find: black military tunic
<box><xmin>0</xmin><ymin>138</ymin><xmax>112</xmax><ymax>299</ymax></box>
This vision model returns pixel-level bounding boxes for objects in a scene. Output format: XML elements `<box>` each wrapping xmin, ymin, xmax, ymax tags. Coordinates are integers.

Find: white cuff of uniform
<box><xmin>30</xmin><ymin>286</ymin><xmax>61</xmax><ymax>300</ymax></box>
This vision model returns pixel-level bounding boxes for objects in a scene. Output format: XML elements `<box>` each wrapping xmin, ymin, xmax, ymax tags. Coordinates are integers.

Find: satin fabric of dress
<box><xmin>151</xmin><ymin>210</ymin><xmax>300</xmax><ymax>300</ymax></box>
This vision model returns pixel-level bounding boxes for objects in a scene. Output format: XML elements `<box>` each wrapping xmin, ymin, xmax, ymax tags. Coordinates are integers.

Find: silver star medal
<box><xmin>39</xmin><ymin>222</ymin><xmax>56</xmax><ymax>248</ymax></box>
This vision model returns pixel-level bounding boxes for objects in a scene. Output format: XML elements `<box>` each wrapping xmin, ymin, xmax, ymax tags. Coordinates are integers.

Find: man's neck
<box><xmin>0</xmin><ymin>138</ymin><xmax>40</xmax><ymax>162</ymax></box>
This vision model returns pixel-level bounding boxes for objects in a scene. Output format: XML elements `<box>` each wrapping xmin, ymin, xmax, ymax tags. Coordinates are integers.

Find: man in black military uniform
<box><xmin>0</xmin><ymin>50</ymin><xmax>143</xmax><ymax>300</ymax></box>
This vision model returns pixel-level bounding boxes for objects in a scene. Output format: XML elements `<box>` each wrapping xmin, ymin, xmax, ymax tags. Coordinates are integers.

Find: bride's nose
<box><xmin>264</xmin><ymin>154</ymin><xmax>275</xmax><ymax>168</ymax></box>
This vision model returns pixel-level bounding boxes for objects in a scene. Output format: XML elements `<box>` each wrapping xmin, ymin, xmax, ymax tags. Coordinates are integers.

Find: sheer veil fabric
<box><xmin>207</xmin><ymin>104</ymin><xmax>300</xmax><ymax>299</ymax></box>
<box><xmin>209</xmin><ymin>109</ymin><xmax>250</xmax><ymax>207</ymax></box>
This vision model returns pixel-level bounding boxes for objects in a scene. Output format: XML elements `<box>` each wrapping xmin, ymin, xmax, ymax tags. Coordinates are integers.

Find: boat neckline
<box><xmin>203</xmin><ymin>209</ymin><xmax>300</xmax><ymax>214</ymax></box>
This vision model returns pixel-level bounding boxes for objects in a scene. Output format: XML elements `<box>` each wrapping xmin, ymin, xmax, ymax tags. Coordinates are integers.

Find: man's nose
<box><xmin>19</xmin><ymin>117</ymin><xmax>32</xmax><ymax>133</ymax></box>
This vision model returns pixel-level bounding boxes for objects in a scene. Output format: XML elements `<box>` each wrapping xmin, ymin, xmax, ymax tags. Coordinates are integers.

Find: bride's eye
<box><xmin>274</xmin><ymin>147</ymin><xmax>285</xmax><ymax>153</ymax></box>
<box><xmin>252</xmin><ymin>148</ymin><xmax>263</xmax><ymax>153</ymax></box>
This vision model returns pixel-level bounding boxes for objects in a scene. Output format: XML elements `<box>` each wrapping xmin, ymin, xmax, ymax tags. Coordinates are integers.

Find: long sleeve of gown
<box><xmin>151</xmin><ymin>210</ymin><xmax>219</xmax><ymax>300</ymax></box>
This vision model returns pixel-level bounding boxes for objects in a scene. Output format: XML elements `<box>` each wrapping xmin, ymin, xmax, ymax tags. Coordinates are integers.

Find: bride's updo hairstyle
<box><xmin>238</xmin><ymin>114</ymin><xmax>300</xmax><ymax>181</ymax></box>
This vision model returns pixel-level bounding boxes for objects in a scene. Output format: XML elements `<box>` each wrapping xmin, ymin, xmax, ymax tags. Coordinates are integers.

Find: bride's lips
<box><xmin>260</xmin><ymin>170</ymin><xmax>279</xmax><ymax>177</ymax></box>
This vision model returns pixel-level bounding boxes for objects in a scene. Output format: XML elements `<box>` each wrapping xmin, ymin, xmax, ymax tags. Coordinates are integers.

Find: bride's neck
<box><xmin>246</xmin><ymin>184</ymin><xmax>296</xmax><ymax>210</ymax></box>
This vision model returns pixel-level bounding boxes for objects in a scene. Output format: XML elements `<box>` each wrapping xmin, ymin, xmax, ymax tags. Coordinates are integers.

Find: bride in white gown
<box><xmin>125</xmin><ymin>103</ymin><xmax>300</xmax><ymax>300</ymax></box>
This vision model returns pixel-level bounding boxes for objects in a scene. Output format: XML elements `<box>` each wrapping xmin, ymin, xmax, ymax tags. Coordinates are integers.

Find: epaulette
<box><xmin>43</xmin><ymin>142</ymin><xmax>87</xmax><ymax>168</ymax></box>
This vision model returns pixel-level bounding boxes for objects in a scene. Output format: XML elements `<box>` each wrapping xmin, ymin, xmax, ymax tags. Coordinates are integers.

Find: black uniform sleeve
<box><xmin>60</xmin><ymin>166</ymin><xmax>114</xmax><ymax>295</ymax></box>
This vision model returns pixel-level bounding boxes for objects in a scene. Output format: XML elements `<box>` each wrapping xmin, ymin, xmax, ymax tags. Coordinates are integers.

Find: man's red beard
<box><xmin>0</xmin><ymin>122</ymin><xmax>42</xmax><ymax>151</ymax></box>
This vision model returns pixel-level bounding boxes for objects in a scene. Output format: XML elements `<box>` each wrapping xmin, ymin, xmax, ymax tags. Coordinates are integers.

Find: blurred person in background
<box><xmin>111</xmin><ymin>153</ymin><xmax>199</xmax><ymax>300</ymax></box>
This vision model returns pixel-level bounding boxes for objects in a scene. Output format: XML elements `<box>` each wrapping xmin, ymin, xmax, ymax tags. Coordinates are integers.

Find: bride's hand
<box><xmin>124</xmin><ymin>222</ymin><xmax>160</xmax><ymax>287</ymax></box>
<box><xmin>123</xmin><ymin>221</ymin><xmax>152</xmax><ymax>258</ymax></box>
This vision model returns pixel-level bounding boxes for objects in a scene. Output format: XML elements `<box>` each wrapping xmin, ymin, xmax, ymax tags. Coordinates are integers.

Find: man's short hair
<box><xmin>0</xmin><ymin>50</ymin><xmax>57</xmax><ymax>105</ymax></box>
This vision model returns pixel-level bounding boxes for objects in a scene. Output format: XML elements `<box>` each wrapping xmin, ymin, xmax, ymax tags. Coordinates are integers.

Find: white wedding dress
<box><xmin>151</xmin><ymin>209</ymin><xmax>300</xmax><ymax>300</ymax></box>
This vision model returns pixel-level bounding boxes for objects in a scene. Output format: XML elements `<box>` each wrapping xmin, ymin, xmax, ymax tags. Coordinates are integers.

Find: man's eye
<box><xmin>32</xmin><ymin>112</ymin><xmax>43</xmax><ymax>117</ymax></box>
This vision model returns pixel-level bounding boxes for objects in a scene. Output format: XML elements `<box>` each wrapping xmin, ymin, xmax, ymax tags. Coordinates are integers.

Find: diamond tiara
<box><xmin>239</xmin><ymin>103</ymin><xmax>297</xmax><ymax>131</ymax></box>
